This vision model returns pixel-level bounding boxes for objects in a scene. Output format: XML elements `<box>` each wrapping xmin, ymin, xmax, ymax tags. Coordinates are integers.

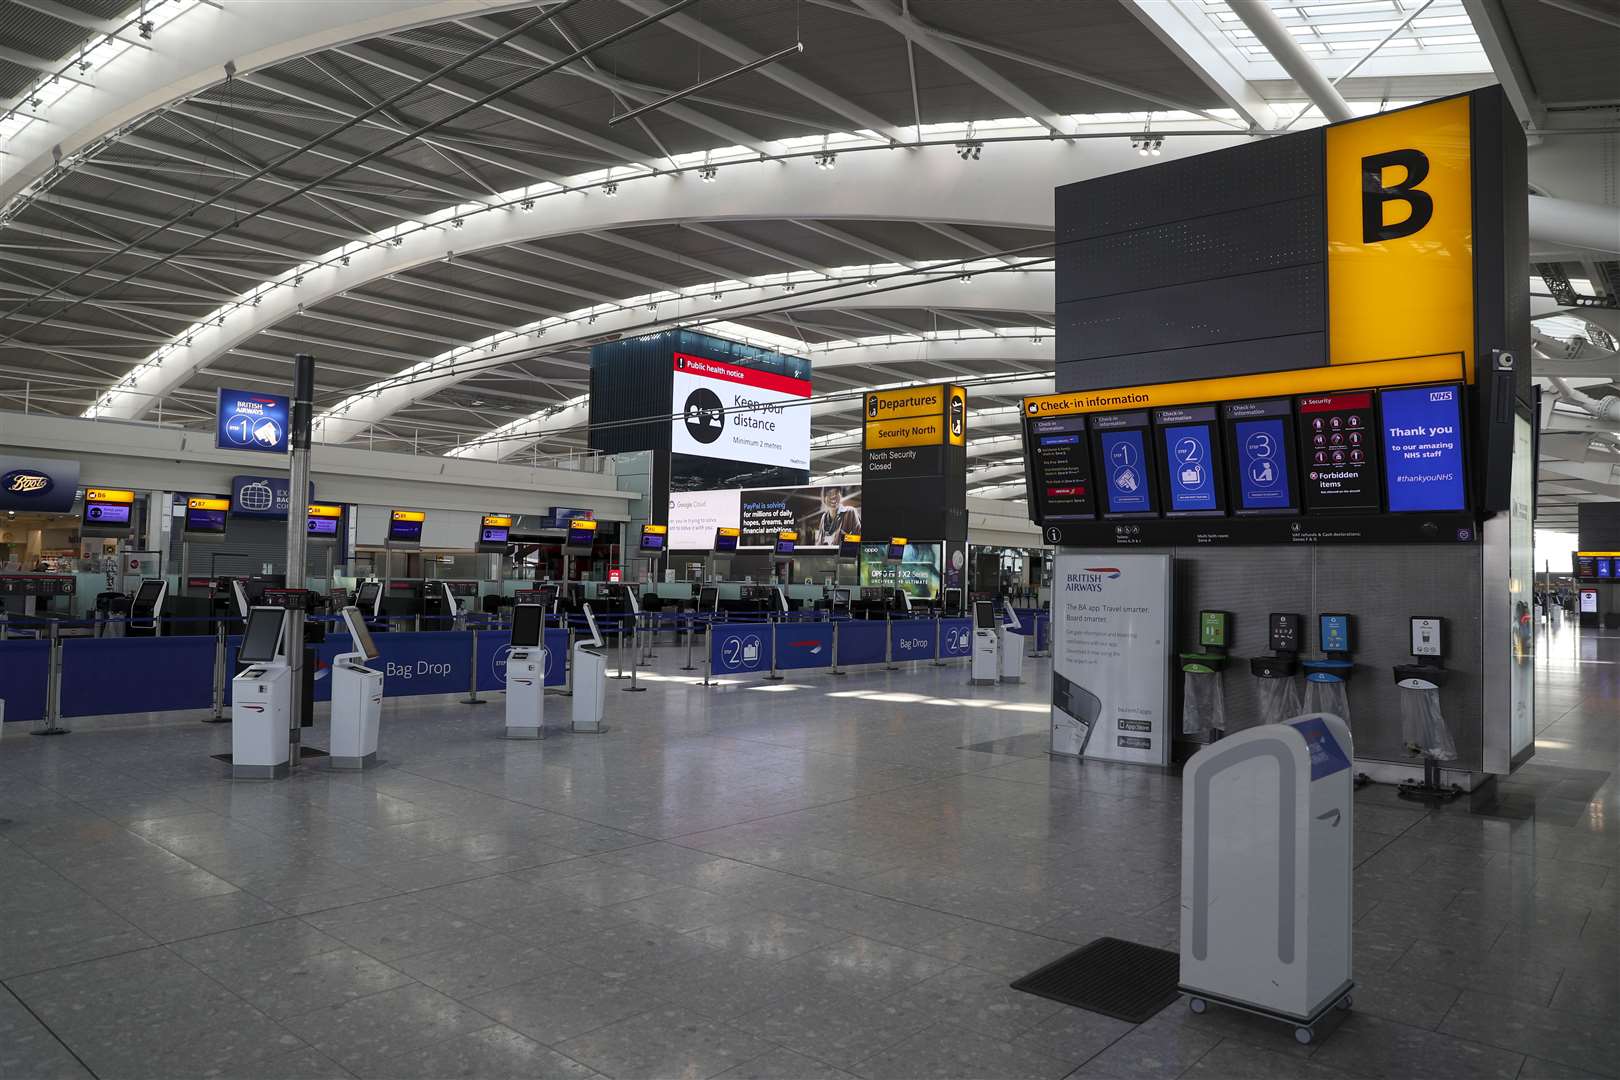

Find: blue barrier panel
<box><xmin>61</xmin><ymin>635</ymin><xmax>216</xmax><ymax>717</ymax></box>
<box><xmin>0</xmin><ymin>639</ymin><xmax>49</xmax><ymax>722</ymax></box>
<box><xmin>889</xmin><ymin>619</ymin><xmax>938</xmax><ymax>663</ymax></box>
<box><xmin>476</xmin><ymin>627</ymin><xmax>569</xmax><ymax>691</ymax></box>
<box><xmin>775</xmin><ymin>622</ymin><xmax>833</xmax><ymax>671</ymax></box>
<box><xmin>1035</xmin><ymin>614</ymin><xmax>1050</xmax><ymax>653</ymax></box>
<box><xmin>939</xmin><ymin>618</ymin><xmax>973</xmax><ymax>659</ymax></box>
<box><xmin>709</xmin><ymin>622</ymin><xmax>772</xmax><ymax>675</ymax></box>
<box><xmin>837</xmin><ymin>620</ymin><xmax>886</xmax><ymax>666</ymax></box>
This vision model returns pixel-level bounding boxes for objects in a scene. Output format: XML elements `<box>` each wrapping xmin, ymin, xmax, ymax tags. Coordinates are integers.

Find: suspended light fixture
<box><xmin>814</xmin><ymin>151</ymin><xmax>837</xmax><ymax>170</ymax></box>
<box><xmin>698</xmin><ymin>165</ymin><xmax>718</xmax><ymax>182</ymax></box>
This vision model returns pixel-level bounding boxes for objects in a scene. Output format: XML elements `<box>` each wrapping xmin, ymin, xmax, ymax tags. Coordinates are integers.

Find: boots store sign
<box><xmin>0</xmin><ymin>455</ymin><xmax>80</xmax><ymax>513</ymax></box>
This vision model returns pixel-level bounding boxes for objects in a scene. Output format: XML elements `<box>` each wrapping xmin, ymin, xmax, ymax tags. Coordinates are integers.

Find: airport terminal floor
<box><xmin>1</xmin><ymin>628</ymin><xmax>1614</xmax><ymax>1080</ymax></box>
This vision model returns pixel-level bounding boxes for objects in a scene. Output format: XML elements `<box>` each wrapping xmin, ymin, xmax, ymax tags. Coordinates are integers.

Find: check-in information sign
<box><xmin>1050</xmin><ymin>551</ymin><xmax>1172</xmax><ymax>766</ymax></box>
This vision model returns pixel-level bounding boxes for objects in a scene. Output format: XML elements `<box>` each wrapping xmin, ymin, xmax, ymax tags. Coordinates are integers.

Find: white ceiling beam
<box><xmin>1461</xmin><ymin>0</ymin><xmax>1546</xmax><ymax>128</ymax></box>
<box><xmin>847</xmin><ymin>0</ymin><xmax>1069</xmax><ymax>136</ymax></box>
<box><xmin>920</xmin><ymin>222</ymin><xmax>1018</xmax><ymax>265</ymax></box>
<box><xmin>1123</xmin><ymin>0</ymin><xmax>1277</xmax><ymax>130</ymax></box>
<box><xmin>793</xmin><ymin>220</ymin><xmax>917</xmax><ymax>266</ymax></box>
<box><xmin>617</xmin><ymin>0</ymin><xmax>909</xmax><ymax>143</ymax></box>
<box><xmin>681</xmin><ymin>223</ymin><xmax>826</xmax><ymax>274</ymax></box>
<box><xmin>1227</xmin><ymin>1</ymin><xmax>1353</xmax><ymax>123</ymax></box>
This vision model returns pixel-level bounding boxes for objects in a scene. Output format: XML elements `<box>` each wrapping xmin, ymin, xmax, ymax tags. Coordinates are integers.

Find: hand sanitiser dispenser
<box><xmin>1180</xmin><ymin>713</ymin><xmax>1355</xmax><ymax>1044</ymax></box>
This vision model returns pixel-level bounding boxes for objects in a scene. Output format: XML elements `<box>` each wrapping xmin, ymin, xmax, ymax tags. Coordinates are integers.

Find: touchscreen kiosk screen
<box><xmin>341</xmin><ymin>606</ymin><xmax>380</xmax><ymax>661</ymax></box>
<box><xmin>973</xmin><ymin>601</ymin><xmax>996</xmax><ymax>630</ymax></box>
<box><xmin>238</xmin><ymin>608</ymin><xmax>285</xmax><ymax>663</ymax></box>
<box><xmin>510</xmin><ymin>604</ymin><xmax>544</xmax><ymax>647</ymax></box>
<box><xmin>698</xmin><ymin>586</ymin><xmax>719</xmax><ymax>612</ymax></box>
<box><xmin>355</xmin><ymin>581</ymin><xmax>380</xmax><ymax>612</ymax></box>
<box><xmin>1380</xmin><ymin>384</ymin><xmax>1466</xmax><ymax>512</ymax></box>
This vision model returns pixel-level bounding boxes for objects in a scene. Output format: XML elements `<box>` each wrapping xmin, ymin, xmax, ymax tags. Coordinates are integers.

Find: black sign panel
<box><xmin>1575</xmin><ymin>554</ymin><xmax>1597</xmax><ymax>580</ymax></box>
<box><xmin>1028</xmin><ymin>414</ymin><xmax>1095</xmax><ymax>520</ymax></box>
<box><xmin>1089</xmin><ymin>410</ymin><xmax>1159</xmax><ymax>517</ymax></box>
<box><xmin>1296</xmin><ymin>391</ymin><xmax>1379</xmax><ymax>513</ymax></box>
<box><xmin>1153</xmin><ymin>405</ymin><xmax>1225</xmax><ymax>516</ymax></box>
<box><xmin>1269</xmin><ymin>612</ymin><xmax>1302</xmax><ymax>653</ymax></box>
<box><xmin>1222</xmin><ymin>398</ymin><xmax>1300</xmax><ymax>515</ymax></box>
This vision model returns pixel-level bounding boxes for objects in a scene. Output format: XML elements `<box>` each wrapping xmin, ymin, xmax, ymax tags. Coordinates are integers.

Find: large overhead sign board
<box><xmin>670</xmin><ymin>352</ymin><xmax>810</xmax><ymax>471</ymax></box>
<box><xmin>217</xmin><ymin>388</ymin><xmax>290</xmax><ymax>454</ymax></box>
<box><xmin>861</xmin><ymin>383</ymin><xmax>968</xmax><ymax>542</ymax></box>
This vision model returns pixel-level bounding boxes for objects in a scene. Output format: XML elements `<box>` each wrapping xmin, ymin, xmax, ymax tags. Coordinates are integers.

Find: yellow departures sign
<box><xmin>1327</xmin><ymin>95</ymin><xmax>1474</xmax><ymax>379</ymax></box>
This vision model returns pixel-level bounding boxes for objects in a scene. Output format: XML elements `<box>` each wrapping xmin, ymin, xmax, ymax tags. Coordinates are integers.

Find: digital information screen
<box><xmin>82</xmin><ymin>494</ymin><xmax>133</xmax><ymax>528</ymax></box>
<box><xmin>1223</xmin><ymin>399</ymin><xmax>1298</xmax><ymax>514</ymax></box>
<box><xmin>388</xmin><ymin>510</ymin><xmax>425</xmax><ymax>542</ymax></box>
<box><xmin>566</xmin><ymin>519</ymin><xmax>598</xmax><ymax>548</ymax></box>
<box><xmin>1297</xmin><ymin>391</ymin><xmax>1379</xmax><ymax>512</ymax></box>
<box><xmin>1320</xmin><ymin>613</ymin><xmax>1353</xmax><ymax>653</ymax></box>
<box><xmin>1579</xmin><ymin>589</ymin><xmax>1597</xmax><ymax>614</ymax></box>
<box><xmin>713</xmin><ymin>527</ymin><xmax>739</xmax><ymax>553</ymax></box>
<box><xmin>838</xmin><ymin>533</ymin><xmax>862</xmax><ymax>559</ymax></box>
<box><xmin>479</xmin><ymin>514</ymin><xmax>512</xmax><ymax>547</ymax></box>
<box><xmin>308</xmin><ymin>516</ymin><xmax>339</xmax><ymax>537</ymax></box>
<box><xmin>774</xmin><ymin>530</ymin><xmax>797</xmax><ymax>555</ymax></box>
<box><xmin>639</xmin><ymin>524</ymin><xmax>668</xmax><ymax>552</ymax></box>
<box><xmin>184</xmin><ymin>497</ymin><xmax>229</xmax><ymax>535</ymax></box>
<box><xmin>1090</xmin><ymin>410</ymin><xmax>1157</xmax><ymax>516</ymax></box>
<box><xmin>1028</xmin><ymin>414</ymin><xmax>1095</xmax><ymax>519</ymax></box>
<box><xmin>1380</xmin><ymin>384</ymin><xmax>1466</xmax><ymax>512</ymax></box>
<box><xmin>1154</xmin><ymin>405</ymin><xmax>1223</xmax><ymax>514</ymax></box>
<box><xmin>886</xmin><ymin>537</ymin><xmax>907</xmax><ymax>561</ymax></box>
<box><xmin>1575</xmin><ymin>554</ymin><xmax>1597</xmax><ymax>580</ymax></box>
<box><xmin>1601</xmin><ymin>558</ymin><xmax>1614</xmax><ymax>580</ymax></box>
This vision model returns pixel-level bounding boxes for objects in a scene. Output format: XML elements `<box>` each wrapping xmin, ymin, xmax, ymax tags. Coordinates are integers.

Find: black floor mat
<box><xmin>211</xmin><ymin>747</ymin><xmax>328</xmax><ymax>764</ymax></box>
<box><xmin>1010</xmin><ymin>937</ymin><xmax>1181</xmax><ymax>1023</ymax></box>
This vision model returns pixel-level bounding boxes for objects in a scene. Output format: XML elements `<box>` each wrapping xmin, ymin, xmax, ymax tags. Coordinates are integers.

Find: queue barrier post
<box><xmin>32</xmin><ymin>619</ymin><xmax>68</xmax><ymax>737</ymax></box>
<box><xmin>702</xmin><ymin>618</ymin><xmax>715</xmax><ymax>687</ymax></box>
<box><xmin>932</xmin><ymin>610</ymin><xmax>946</xmax><ymax>666</ymax></box>
<box><xmin>765</xmin><ymin>617</ymin><xmax>783</xmax><ymax>681</ymax></box>
<box><xmin>624</xmin><ymin>613</ymin><xmax>646</xmax><ymax>693</ymax></box>
<box><xmin>563</xmin><ymin>625</ymin><xmax>575</xmax><ymax>696</ymax></box>
<box><xmin>461</xmin><ymin>626</ymin><xmax>485</xmax><ymax>705</ymax></box>
<box><xmin>205</xmin><ymin>622</ymin><xmax>229</xmax><ymax>723</ymax></box>
<box><xmin>831</xmin><ymin>619</ymin><xmax>844</xmax><ymax>676</ymax></box>
<box><xmin>884</xmin><ymin>613</ymin><xmax>898</xmax><ymax>671</ymax></box>
<box><xmin>681</xmin><ymin>612</ymin><xmax>697</xmax><ymax>671</ymax></box>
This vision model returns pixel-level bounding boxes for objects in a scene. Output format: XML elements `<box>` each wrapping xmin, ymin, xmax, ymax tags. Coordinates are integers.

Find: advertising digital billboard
<box><xmin>670</xmin><ymin>352</ymin><xmax>811</xmax><ymax>471</ymax></box>
<box><xmin>1222</xmin><ymin>399</ymin><xmax>1298</xmax><ymax>515</ymax></box>
<box><xmin>1380</xmin><ymin>384</ymin><xmax>1467</xmax><ymax>513</ymax></box>
<box><xmin>1090</xmin><ymin>411</ymin><xmax>1157</xmax><ymax>516</ymax></box>
<box><xmin>1297</xmin><ymin>391</ymin><xmax>1379</xmax><ymax>513</ymax></box>
<box><xmin>1153</xmin><ymin>405</ymin><xmax>1223</xmax><ymax>515</ymax></box>
<box><xmin>669</xmin><ymin>484</ymin><xmax>861</xmax><ymax>550</ymax></box>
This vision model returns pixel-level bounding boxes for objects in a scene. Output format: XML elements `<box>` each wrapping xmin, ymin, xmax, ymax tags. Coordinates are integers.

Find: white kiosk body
<box><xmin>504</xmin><ymin>603</ymin><xmax>546</xmax><ymax>739</ymax></box>
<box><xmin>970</xmin><ymin>601</ymin><xmax>1001</xmax><ymax>685</ymax></box>
<box><xmin>998</xmin><ymin>600</ymin><xmax>1026</xmax><ymax>683</ymax></box>
<box><xmin>230</xmin><ymin>607</ymin><xmax>291</xmax><ymax>779</ymax></box>
<box><xmin>330</xmin><ymin>606</ymin><xmax>384</xmax><ymax>768</ymax></box>
<box><xmin>1180</xmin><ymin>713</ymin><xmax>1354</xmax><ymax>1040</ymax></box>
<box><xmin>572</xmin><ymin>605</ymin><xmax>609</xmax><ymax>733</ymax></box>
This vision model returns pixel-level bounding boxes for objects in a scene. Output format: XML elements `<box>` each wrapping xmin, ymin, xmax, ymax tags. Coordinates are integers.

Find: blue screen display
<box><xmin>1600</xmin><ymin>558</ymin><xmax>1613</xmax><ymax>580</ymax></box>
<box><xmin>1321</xmin><ymin>614</ymin><xmax>1351</xmax><ymax>653</ymax></box>
<box><xmin>307</xmin><ymin>516</ymin><xmax>338</xmax><ymax>537</ymax></box>
<box><xmin>84</xmin><ymin>503</ymin><xmax>131</xmax><ymax>525</ymax></box>
<box><xmin>1162</xmin><ymin>424</ymin><xmax>1218</xmax><ymax>511</ymax></box>
<box><xmin>1039</xmin><ymin>434</ymin><xmax>1080</xmax><ymax>446</ymax></box>
<box><xmin>1381</xmin><ymin>385</ymin><xmax>1466</xmax><ymax>512</ymax></box>
<box><xmin>1099</xmin><ymin>429</ymin><xmax>1152</xmax><ymax>513</ymax></box>
<box><xmin>1233</xmin><ymin>418</ymin><xmax>1294</xmax><ymax>510</ymax></box>
<box><xmin>388</xmin><ymin>519</ymin><xmax>423</xmax><ymax>542</ymax></box>
<box><xmin>216</xmin><ymin>388</ymin><xmax>290</xmax><ymax>454</ymax></box>
<box><xmin>185</xmin><ymin>508</ymin><xmax>227</xmax><ymax>533</ymax></box>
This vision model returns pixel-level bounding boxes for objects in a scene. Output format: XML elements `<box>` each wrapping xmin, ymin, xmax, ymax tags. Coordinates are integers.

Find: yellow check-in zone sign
<box><xmin>866</xmin><ymin>385</ymin><xmax>946</xmax><ymax>421</ymax></box>
<box><xmin>187</xmin><ymin>497</ymin><xmax>230</xmax><ymax>512</ymax></box>
<box><xmin>1022</xmin><ymin>354</ymin><xmax>1464</xmax><ymax>418</ymax></box>
<box><xmin>85</xmin><ymin>487</ymin><xmax>136</xmax><ymax>504</ymax></box>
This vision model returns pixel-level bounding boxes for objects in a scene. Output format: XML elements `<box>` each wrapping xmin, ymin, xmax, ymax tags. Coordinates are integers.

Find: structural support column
<box><xmin>1228</xmin><ymin>0</ymin><xmax>1354</xmax><ymax>123</ymax></box>
<box><xmin>284</xmin><ymin>353</ymin><xmax>315</xmax><ymax>769</ymax></box>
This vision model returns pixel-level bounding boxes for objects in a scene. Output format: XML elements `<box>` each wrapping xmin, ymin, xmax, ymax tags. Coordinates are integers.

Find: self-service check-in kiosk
<box><xmin>127</xmin><ymin>578</ymin><xmax>167</xmax><ymax>637</ymax></box>
<box><xmin>1181</xmin><ymin>713</ymin><xmax>1354</xmax><ymax>1044</ymax></box>
<box><xmin>970</xmin><ymin>601</ymin><xmax>1000</xmax><ymax>685</ymax></box>
<box><xmin>572</xmin><ymin>604</ymin><xmax>608</xmax><ymax>733</ymax></box>
<box><xmin>230</xmin><ymin>606</ymin><xmax>291</xmax><ymax>779</ymax></box>
<box><xmin>999</xmin><ymin>599</ymin><xmax>1025</xmax><ymax>683</ymax></box>
<box><xmin>329</xmin><ymin>605</ymin><xmax>384</xmax><ymax>768</ymax></box>
<box><xmin>504</xmin><ymin>603</ymin><xmax>546</xmax><ymax>739</ymax></box>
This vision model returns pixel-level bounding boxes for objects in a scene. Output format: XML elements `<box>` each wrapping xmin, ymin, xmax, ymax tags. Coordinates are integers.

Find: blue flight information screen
<box><xmin>1223</xmin><ymin>398</ymin><xmax>1297</xmax><ymax>514</ymax></box>
<box><xmin>1091</xmin><ymin>411</ymin><xmax>1156</xmax><ymax>516</ymax></box>
<box><xmin>1155</xmin><ymin>405</ymin><xmax>1221</xmax><ymax>513</ymax></box>
<box><xmin>216</xmin><ymin>388</ymin><xmax>290</xmax><ymax>454</ymax></box>
<box><xmin>1380</xmin><ymin>384</ymin><xmax>1466</xmax><ymax>513</ymax></box>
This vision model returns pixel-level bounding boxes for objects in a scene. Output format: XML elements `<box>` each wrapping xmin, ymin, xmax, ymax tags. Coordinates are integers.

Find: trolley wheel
<box><xmin>1188</xmin><ymin>997</ymin><xmax>1207</xmax><ymax>1015</ymax></box>
<box><xmin>1337</xmin><ymin>994</ymin><xmax>1353</xmax><ymax>1010</ymax></box>
<box><xmin>1294</xmin><ymin>1026</ymin><xmax>1314</xmax><ymax>1045</ymax></box>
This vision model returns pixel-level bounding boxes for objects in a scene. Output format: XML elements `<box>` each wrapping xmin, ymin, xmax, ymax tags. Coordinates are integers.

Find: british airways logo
<box><xmin>1066</xmin><ymin>567</ymin><xmax>1120</xmax><ymax>593</ymax></box>
<box><xmin>1083</xmin><ymin>567</ymin><xmax>1121</xmax><ymax>578</ymax></box>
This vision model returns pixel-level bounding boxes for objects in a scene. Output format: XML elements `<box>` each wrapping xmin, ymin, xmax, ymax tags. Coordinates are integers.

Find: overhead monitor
<box><xmin>82</xmin><ymin>487</ymin><xmax>136</xmax><ymax>534</ymax></box>
<box><xmin>973</xmin><ymin>600</ymin><xmax>997</xmax><ymax>630</ymax></box>
<box><xmin>582</xmin><ymin>603</ymin><xmax>604</xmax><ymax>647</ymax></box>
<box><xmin>697</xmin><ymin>585</ymin><xmax>719</xmax><ymax>613</ymax></box>
<box><xmin>510</xmin><ymin>603</ymin><xmax>544</xmax><ymax>648</ymax></box>
<box><xmin>838</xmin><ymin>533</ymin><xmax>863</xmax><ymax>559</ymax></box>
<box><xmin>387</xmin><ymin>509</ymin><xmax>425</xmax><ymax>543</ymax></box>
<box><xmin>1152</xmin><ymin>405</ymin><xmax>1225</xmax><ymax>515</ymax></box>
<box><xmin>639</xmin><ymin>524</ymin><xmax>668</xmax><ymax>553</ymax></box>
<box><xmin>713</xmin><ymin>526</ymin><xmax>740</xmax><ymax>553</ymax></box>
<box><xmin>1296</xmin><ymin>391</ymin><xmax>1379</xmax><ymax>513</ymax></box>
<box><xmin>339</xmin><ymin>605</ymin><xmax>380</xmax><ymax>661</ymax></box>
<box><xmin>774</xmin><ymin>530</ymin><xmax>797</xmax><ymax>555</ymax></box>
<box><xmin>237</xmin><ymin>606</ymin><xmax>287</xmax><ymax>663</ymax></box>
<box><xmin>355</xmin><ymin>579</ymin><xmax>382</xmax><ymax>617</ymax></box>
<box><xmin>478</xmin><ymin>514</ymin><xmax>512</xmax><ymax>551</ymax></box>
<box><xmin>1028</xmin><ymin>413</ymin><xmax>1095</xmax><ymax>520</ymax></box>
<box><xmin>1579</xmin><ymin>588</ymin><xmax>1598</xmax><ymax>614</ymax></box>
<box><xmin>1574</xmin><ymin>553</ymin><xmax>1597</xmax><ymax>579</ymax></box>
<box><xmin>307</xmin><ymin>503</ymin><xmax>342</xmax><ymax>539</ymax></box>
<box><xmin>565</xmin><ymin>518</ymin><xmax>598</xmax><ymax>550</ymax></box>
<box><xmin>1222</xmin><ymin>398</ymin><xmax>1299</xmax><ymax>515</ymax></box>
<box><xmin>1089</xmin><ymin>410</ymin><xmax>1158</xmax><ymax>517</ymax></box>
<box><xmin>1600</xmin><ymin>557</ymin><xmax>1614</xmax><ymax>580</ymax></box>
<box><xmin>183</xmin><ymin>496</ymin><xmax>230</xmax><ymax>537</ymax></box>
<box><xmin>886</xmin><ymin>537</ymin><xmax>907</xmax><ymax>562</ymax></box>
<box><xmin>1380</xmin><ymin>384</ymin><xmax>1467</xmax><ymax>513</ymax></box>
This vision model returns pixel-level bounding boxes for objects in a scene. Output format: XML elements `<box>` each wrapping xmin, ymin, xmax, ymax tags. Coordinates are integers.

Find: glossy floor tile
<box><xmin>0</xmin><ymin>624</ymin><xmax>1613</xmax><ymax>1078</ymax></box>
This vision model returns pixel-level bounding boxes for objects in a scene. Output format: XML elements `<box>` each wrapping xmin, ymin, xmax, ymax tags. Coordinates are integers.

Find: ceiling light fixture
<box><xmin>601</xmin><ymin>181</ymin><xmax>618</xmax><ymax>197</ymax></box>
<box><xmin>519</xmin><ymin>199</ymin><xmax>534</xmax><ymax>212</ymax></box>
<box><xmin>698</xmin><ymin>165</ymin><xmax>718</xmax><ymax>183</ymax></box>
<box><xmin>955</xmin><ymin>141</ymin><xmax>982</xmax><ymax>160</ymax></box>
<box><xmin>814</xmin><ymin>151</ymin><xmax>837</xmax><ymax>170</ymax></box>
<box><xmin>451</xmin><ymin>217</ymin><xmax>464</xmax><ymax>229</ymax></box>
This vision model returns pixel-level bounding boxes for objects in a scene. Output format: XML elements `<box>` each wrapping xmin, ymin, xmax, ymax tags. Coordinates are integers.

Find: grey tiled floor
<box><xmin>0</xmin><ymin>625</ymin><xmax>1614</xmax><ymax>1079</ymax></box>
